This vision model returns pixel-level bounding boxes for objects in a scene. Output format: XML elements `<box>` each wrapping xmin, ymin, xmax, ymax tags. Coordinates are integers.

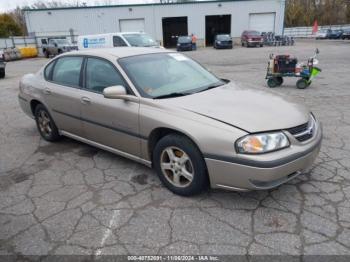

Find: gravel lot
<box><xmin>0</xmin><ymin>40</ymin><xmax>350</xmax><ymax>258</ymax></box>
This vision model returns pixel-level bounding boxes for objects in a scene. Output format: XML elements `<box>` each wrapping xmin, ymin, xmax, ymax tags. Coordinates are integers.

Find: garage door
<box><xmin>249</xmin><ymin>13</ymin><xmax>275</xmax><ymax>33</ymax></box>
<box><xmin>119</xmin><ymin>19</ymin><xmax>145</xmax><ymax>32</ymax></box>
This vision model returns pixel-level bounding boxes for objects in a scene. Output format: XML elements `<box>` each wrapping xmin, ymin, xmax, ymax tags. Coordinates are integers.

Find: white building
<box><xmin>24</xmin><ymin>0</ymin><xmax>286</xmax><ymax>47</ymax></box>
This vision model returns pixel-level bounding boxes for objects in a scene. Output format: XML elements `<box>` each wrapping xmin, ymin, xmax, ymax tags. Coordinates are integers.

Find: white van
<box><xmin>77</xmin><ymin>32</ymin><xmax>161</xmax><ymax>49</ymax></box>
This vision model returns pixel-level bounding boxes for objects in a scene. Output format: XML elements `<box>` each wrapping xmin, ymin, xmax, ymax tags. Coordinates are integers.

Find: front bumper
<box><xmin>177</xmin><ymin>45</ymin><xmax>192</xmax><ymax>51</ymax></box>
<box><xmin>206</xmin><ymin>122</ymin><xmax>322</xmax><ymax>191</ymax></box>
<box><xmin>216</xmin><ymin>43</ymin><xmax>233</xmax><ymax>48</ymax></box>
<box><xmin>247</xmin><ymin>40</ymin><xmax>263</xmax><ymax>46</ymax></box>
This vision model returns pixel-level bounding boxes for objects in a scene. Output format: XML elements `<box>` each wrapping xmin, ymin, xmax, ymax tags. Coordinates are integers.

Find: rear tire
<box><xmin>45</xmin><ymin>51</ymin><xmax>50</xmax><ymax>58</ymax></box>
<box><xmin>276</xmin><ymin>77</ymin><xmax>283</xmax><ymax>86</ymax></box>
<box><xmin>0</xmin><ymin>69</ymin><xmax>5</xmax><ymax>78</ymax></box>
<box><xmin>296</xmin><ymin>79</ymin><xmax>308</xmax><ymax>89</ymax></box>
<box><xmin>34</xmin><ymin>104</ymin><xmax>61</xmax><ymax>142</ymax></box>
<box><xmin>153</xmin><ymin>134</ymin><xmax>209</xmax><ymax>196</ymax></box>
<box><xmin>267</xmin><ymin>78</ymin><xmax>278</xmax><ymax>88</ymax></box>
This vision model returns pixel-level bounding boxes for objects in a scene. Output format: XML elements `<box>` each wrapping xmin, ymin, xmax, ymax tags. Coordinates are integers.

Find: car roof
<box><xmin>61</xmin><ymin>47</ymin><xmax>171</xmax><ymax>58</ymax></box>
<box><xmin>119</xmin><ymin>32</ymin><xmax>147</xmax><ymax>35</ymax></box>
<box><xmin>77</xmin><ymin>32</ymin><xmax>147</xmax><ymax>38</ymax></box>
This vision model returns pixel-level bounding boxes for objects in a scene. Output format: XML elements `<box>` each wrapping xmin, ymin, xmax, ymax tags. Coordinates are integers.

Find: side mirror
<box><xmin>103</xmin><ymin>85</ymin><xmax>127</xmax><ymax>99</ymax></box>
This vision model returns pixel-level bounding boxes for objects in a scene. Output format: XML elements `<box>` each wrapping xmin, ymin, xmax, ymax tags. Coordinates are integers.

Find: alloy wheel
<box><xmin>37</xmin><ymin>110</ymin><xmax>52</xmax><ymax>137</ymax></box>
<box><xmin>160</xmin><ymin>146</ymin><xmax>194</xmax><ymax>188</ymax></box>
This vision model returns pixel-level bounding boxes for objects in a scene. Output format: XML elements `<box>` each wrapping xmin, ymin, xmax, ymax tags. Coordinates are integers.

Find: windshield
<box><xmin>119</xmin><ymin>53</ymin><xmax>224</xmax><ymax>98</ymax></box>
<box><xmin>55</xmin><ymin>39</ymin><xmax>70</xmax><ymax>45</ymax></box>
<box><xmin>247</xmin><ymin>31</ymin><xmax>260</xmax><ymax>36</ymax></box>
<box><xmin>216</xmin><ymin>34</ymin><xmax>231</xmax><ymax>41</ymax></box>
<box><xmin>122</xmin><ymin>34</ymin><xmax>157</xmax><ymax>47</ymax></box>
<box><xmin>178</xmin><ymin>36</ymin><xmax>191</xmax><ymax>43</ymax></box>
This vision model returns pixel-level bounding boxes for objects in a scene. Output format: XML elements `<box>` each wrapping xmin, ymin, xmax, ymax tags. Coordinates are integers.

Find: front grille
<box><xmin>296</xmin><ymin>133</ymin><xmax>313</xmax><ymax>142</ymax></box>
<box><xmin>286</xmin><ymin>118</ymin><xmax>315</xmax><ymax>142</ymax></box>
<box><xmin>287</xmin><ymin>122</ymin><xmax>308</xmax><ymax>135</ymax></box>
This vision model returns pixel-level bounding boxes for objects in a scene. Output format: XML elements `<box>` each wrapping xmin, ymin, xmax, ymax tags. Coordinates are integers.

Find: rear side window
<box><xmin>52</xmin><ymin>56</ymin><xmax>83</xmax><ymax>87</ymax></box>
<box><xmin>44</xmin><ymin>61</ymin><xmax>55</xmax><ymax>80</ymax></box>
<box><xmin>113</xmin><ymin>36</ymin><xmax>127</xmax><ymax>47</ymax></box>
<box><xmin>85</xmin><ymin>57</ymin><xmax>126</xmax><ymax>93</ymax></box>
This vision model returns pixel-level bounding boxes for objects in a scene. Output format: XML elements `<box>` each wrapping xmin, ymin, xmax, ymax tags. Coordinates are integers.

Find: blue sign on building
<box><xmin>83</xmin><ymin>38</ymin><xmax>88</xmax><ymax>48</ymax></box>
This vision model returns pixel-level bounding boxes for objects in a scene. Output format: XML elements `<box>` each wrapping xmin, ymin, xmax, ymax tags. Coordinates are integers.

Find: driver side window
<box><xmin>113</xmin><ymin>36</ymin><xmax>127</xmax><ymax>47</ymax></box>
<box><xmin>85</xmin><ymin>57</ymin><xmax>126</xmax><ymax>93</ymax></box>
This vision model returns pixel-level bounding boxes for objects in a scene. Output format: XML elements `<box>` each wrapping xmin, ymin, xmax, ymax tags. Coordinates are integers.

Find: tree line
<box><xmin>285</xmin><ymin>0</ymin><xmax>350</xmax><ymax>27</ymax></box>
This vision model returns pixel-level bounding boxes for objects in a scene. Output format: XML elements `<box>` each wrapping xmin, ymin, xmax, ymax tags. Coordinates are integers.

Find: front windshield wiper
<box><xmin>197</xmin><ymin>82</ymin><xmax>225</xmax><ymax>93</ymax></box>
<box><xmin>153</xmin><ymin>92</ymin><xmax>191</xmax><ymax>99</ymax></box>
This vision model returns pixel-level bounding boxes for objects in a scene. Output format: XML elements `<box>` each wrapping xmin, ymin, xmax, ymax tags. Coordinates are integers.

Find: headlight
<box><xmin>236</xmin><ymin>132</ymin><xmax>290</xmax><ymax>154</ymax></box>
<box><xmin>217</xmin><ymin>41</ymin><xmax>221</xmax><ymax>44</ymax></box>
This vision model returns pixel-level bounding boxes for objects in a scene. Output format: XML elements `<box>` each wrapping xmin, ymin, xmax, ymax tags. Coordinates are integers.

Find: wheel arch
<box><xmin>147</xmin><ymin>127</ymin><xmax>205</xmax><ymax>167</ymax></box>
<box><xmin>30</xmin><ymin>99</ymin><xmax>43</xmax><ymax>116</ymax></box>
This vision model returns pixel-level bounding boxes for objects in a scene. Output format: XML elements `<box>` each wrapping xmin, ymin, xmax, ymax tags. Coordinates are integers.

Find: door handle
<box><xmin>43</xmin><ymin>88</ymin><xmax>51</xmax><ymax>95</ymax></box>
<box><xmin>81</xmin><ymin>97</ymin><xmax>91</xmax><ymax>104</ymax></box>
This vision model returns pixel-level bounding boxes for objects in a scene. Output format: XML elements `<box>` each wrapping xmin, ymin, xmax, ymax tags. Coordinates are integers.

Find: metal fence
<box><xmin>0</xmin><ymin>29</ymin><xmax>77</xmax><ymax>50</ymax></box>
<box><xmin>284</xmin><ymin>24</ymin><xmax>350</xmax><ymax>38</ymax></box>
<box><xmin>0</xmin><ymin>36</ymin><xmax>37</xmax><ymax>49</ymax></box>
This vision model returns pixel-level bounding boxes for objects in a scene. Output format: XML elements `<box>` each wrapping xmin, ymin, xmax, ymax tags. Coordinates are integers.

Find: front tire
<box><xmin>153</xmin><ymin>134</ymin><xmax>209</xmax><ymax>196</ymax></box>
<box><xmin>34</xmin><ymin>104</ymin><xmax>61</xmax><ymax>142</ymax></box>
<box><xmin>0</xmin><ymin>69</ymin><xmax>5</xmax><ymax>78</ymax></box>
<box><xmin>296</xmin><ymin>79</ymin><xmax>308</xmax><ymax>89</ymax></box>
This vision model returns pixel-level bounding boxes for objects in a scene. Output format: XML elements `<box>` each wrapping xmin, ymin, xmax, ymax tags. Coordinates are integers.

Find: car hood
<box><xmin>160</xmin><ymin>83</ymin><xmax>310</xmax><ymax>133</ymax></box>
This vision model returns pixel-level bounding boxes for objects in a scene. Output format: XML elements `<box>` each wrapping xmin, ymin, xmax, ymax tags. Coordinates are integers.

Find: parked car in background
<box><xmin>78</xmin><ymin>32</ymin><xmax>161</xmax><ymax>50</ymax></box>
<box><xmin>176</xmin><ymin>36</ymin><xmax>193</xmax><ymax>51</ymax></box>
<box><xmin>214</xmin><ymin>34</ymin><xmax>233</xmax><ymax>49</ymax></box>
<box><xmin>18</xmin><ymin>48</ymin><xmax>322</xmax><ymax>196</ymax></box>
<box><xmin>271</xmin><ymin>35</ymin><xmax>295</xmax><ymax>46</ymax></box>
<box><xmin>241</xmin><ymin>30</ymin><xmax>263</xmax><ymax>47</ymax></box>
<box><xmin>43</xmin><ymin>38</ymin><xmax>78</xmax><ymax>58</ymax></box>
<box><xmin>315</xmin><ymin>29</ymin><xmax>331</xmax><ymax>39</ymax></box>
<box><xmin>341</xmin><ymin>29</ymin><xmax>350</xmax><ymax>39</ymax></box>
<box><xmin>328</xmin><ymin>29</ymin><xmax>343</xmax><ymax>39</ymax></box>
<box><xmin>0</xmin><ymin>51</ymin><xmax>5</xmax><ymax>78</ymax></box>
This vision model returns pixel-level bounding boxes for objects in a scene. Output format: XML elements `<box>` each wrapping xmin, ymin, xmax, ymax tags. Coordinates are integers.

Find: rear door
<box><xmin>43</xmin><ymin>56</ymin><xmax>84</xmax><ymax>135</ymax></box>
<box><xmin>80</xmin><ymin>57</ymin><xmax>141</xmax><ymax>156</ymax></box>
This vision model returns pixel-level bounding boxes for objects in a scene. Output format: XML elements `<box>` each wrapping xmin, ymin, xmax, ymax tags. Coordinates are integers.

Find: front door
<box><xmin>80</xmin><ymin>57</ymin><xmax>141</xmax><ymax>157</ymax></box>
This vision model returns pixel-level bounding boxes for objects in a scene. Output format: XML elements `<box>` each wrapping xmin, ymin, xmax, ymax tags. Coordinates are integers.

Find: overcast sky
<box><xmin>0</xmin><ymin>0</ymin><xmax>155</xmax><ymax>12</ymax></box>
